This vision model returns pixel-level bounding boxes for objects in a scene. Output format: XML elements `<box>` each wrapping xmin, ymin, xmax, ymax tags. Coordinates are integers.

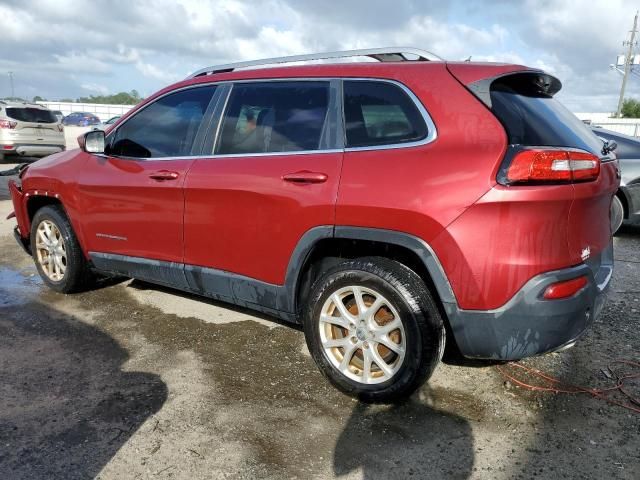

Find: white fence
<box><xmin>36</xmin><ymin>101</ymin><xmax>135</xmax><ymax>122</ymax></box>
<box><xmin>575</xmin><ymin>113</ymin><xmax>640</xmax><ymax>137</ymax></box>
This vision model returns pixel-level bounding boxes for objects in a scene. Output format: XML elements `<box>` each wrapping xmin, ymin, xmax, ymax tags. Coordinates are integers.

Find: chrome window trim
<box><xmin>105</xmin><ymin>77</ymin><xmax>437</xmax><ymax>161</ymax></box>
<box><xmin>341</xmin><ymin>78</ymin><xmax>437</xmax><ymax>152</ymax></box>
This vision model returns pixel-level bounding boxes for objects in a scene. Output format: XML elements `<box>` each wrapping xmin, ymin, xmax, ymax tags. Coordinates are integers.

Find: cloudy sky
<box><xmin>1</xmin><ymin>0</ymin><xmax>639</xmax><ymax>112</ymax></box>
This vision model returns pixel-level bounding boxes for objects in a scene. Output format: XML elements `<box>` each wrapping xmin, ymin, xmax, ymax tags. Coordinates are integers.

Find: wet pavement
<box><xmin>0</xmin><ymin>178</ymin><xmax>638</xmax><ymax>478</ymax></box>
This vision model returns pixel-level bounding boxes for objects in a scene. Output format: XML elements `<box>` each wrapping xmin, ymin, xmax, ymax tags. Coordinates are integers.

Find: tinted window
<box><xmin>6</xmin><ymin>108</ymin><xmax>57</xmax><ymax>123</ymax></box>
<box><xmin>216</xmin><ymin>81</ymin><xmax>329</xmax><ymax>154</ymax></box>
<box><xmin>490</xmin><ymin>75</ymin><xmax>603</xmax><ymax>154</ymax></box>
<box><xmin>343</xmin><ymin>81</ymin><xmax>427</xmax><ymax>148</ymax></box>
<box><xmin>108</xmin><ymin>86</ymin><xmax>216</xmax><ymax>158</ymax></box>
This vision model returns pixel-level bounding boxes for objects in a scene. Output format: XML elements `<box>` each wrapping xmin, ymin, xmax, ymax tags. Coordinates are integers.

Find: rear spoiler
<box><xmin>446</xmin><ymin>63</ymin><xmax>562</xmax><ymax>108</ymax></box>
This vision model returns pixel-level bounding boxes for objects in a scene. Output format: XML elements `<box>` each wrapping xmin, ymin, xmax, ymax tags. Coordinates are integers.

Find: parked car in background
<box><xmin>51</xmin><ymin>110</ymin><xmax>64</xmax><ymax>122</ymax></box>
<box><xmin>62</xmin><ymin>112</ymin><xmax>101</xmax><ymax>127</ymax></box>
<box><xmin>0</xmin><ymin>101</ymin><xmax>65</xmax><ymax>161</ymax></box>
<box><xmin>592</xmin><ymin>127</ymin><xmax>640</xmax><ymax>232</ymax></box>
<box><xmin>94</xmin><ymin>115</ymin><xmax>121</xmax><ymax>131</ymax></box>
<box><xmin>7</xmin><ymin>48</ymin><xmax>619</xmax><ymax>402</ymax></box>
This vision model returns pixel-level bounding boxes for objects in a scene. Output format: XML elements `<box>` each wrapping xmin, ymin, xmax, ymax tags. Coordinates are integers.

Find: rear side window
<box><xmin>490</xmin><ymin>75</ymin><xmax>603</xmax><ymax>154</ymax></box>
<box><xmin>6</xmin><ymin>108</ymin><xmax>57</xmax><ymax>123</ymax></box>
<box><xmin>108</xmin><ymin>86</ymin><xmax>216</xmax><ymax>158</ymax></box>
<box><xmin>343</xmin><ymin>81</ymin><xmax>427</xmax><ymax>148</ymax></box>
<box><xmin>216</xmin><ymin>81</ymin><xmax>330</xmax><ymax>154</ymax></box>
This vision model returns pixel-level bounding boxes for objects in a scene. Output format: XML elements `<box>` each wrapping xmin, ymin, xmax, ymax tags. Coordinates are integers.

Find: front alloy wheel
<box><xmin>35</xmin><ymin>219</ymin><xmax>67</xmax><ymax>281</ymax></box>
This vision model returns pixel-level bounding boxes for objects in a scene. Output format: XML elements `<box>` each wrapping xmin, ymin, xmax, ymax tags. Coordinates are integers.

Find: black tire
<box><xmin>30</xmin><ymin>205</ymin><xmax>95</xmax><ymax>293</ymax></box>
<box><xmin>303</xmin><ymin>257</ymin><xmax>445</xmax><ymax>403</ymax></box>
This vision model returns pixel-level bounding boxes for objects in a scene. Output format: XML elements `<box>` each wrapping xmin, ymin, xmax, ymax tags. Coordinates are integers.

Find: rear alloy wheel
<box><xmin>304</xmin><ymin>257</ymin><xmax>445</xmax><ymax>402</ymax></box>
<box><xmin>611</xmin><ymin>194</ymin><xmax>625</xmax><ymax>234</ymax></box>
<box><xmin>319</xmin><ymin>286</ymin><xmax>406</xmax><ymax>384</ymax></box>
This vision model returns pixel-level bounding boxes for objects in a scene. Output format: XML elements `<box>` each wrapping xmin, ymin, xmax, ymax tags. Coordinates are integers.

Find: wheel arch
<box><xmin>287</xmin><ymin>226</ymin><xmax>457</xmax><ymax>321</ymax></box>
<box><xmin>25</xmin><ymin>195</ymin><xmax>89</xmax><ymax>259</ymax></box>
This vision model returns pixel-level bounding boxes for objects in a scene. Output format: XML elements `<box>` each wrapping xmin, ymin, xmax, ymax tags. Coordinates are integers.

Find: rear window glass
<box><xmin>490</xmin><ymin>77</ymin><xmax>602</xmax><ymax>154</ymax></box>
<box><xmin>5</xmin><ymin>107</ymin><xmax>57</xmax><ymax>123</ymax></box>
<box><xmin>343</xmin><ymin>80</ymin><xmax>427</xmax><ymax>148</ymax></box>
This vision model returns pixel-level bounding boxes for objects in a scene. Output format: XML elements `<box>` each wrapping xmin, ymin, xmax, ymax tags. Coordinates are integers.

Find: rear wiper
<box><xmin>602</xmin><ymin>139</ymin><xmax>617</xmax><ymax>155</ymax></box>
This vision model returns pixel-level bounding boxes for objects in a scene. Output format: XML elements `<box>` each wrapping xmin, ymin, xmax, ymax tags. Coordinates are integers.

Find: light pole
<box><xmin>616</xmin><ymin>12</ymin><xmax>639</xmax><ymax>118</ymax></box>
<box><xmin>8</xmin><ymin>71</ymin><xmax>14</xmax><ymax>99</ymax></box>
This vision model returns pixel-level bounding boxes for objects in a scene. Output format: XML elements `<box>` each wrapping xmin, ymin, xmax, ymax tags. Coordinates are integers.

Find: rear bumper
<box><xmin>445</xmin><ymin>241</ymin><xmax>613</xmax><ymax>360</ymax></box>
<box><xmin>2</xmin><ymin>144</ymin><xmax>64</xmax><ymax>157</ymax></box>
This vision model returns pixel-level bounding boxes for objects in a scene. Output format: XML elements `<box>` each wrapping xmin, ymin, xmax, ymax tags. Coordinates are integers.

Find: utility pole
<box><xmin>616</xmin><ymin>11</ymin><xmax>639</xmax><ymax>118</ymax></box>
<box><xmin>8</xmin><ymin>71</ymin><xmax>14</xmax><ymax>99</ymax></box>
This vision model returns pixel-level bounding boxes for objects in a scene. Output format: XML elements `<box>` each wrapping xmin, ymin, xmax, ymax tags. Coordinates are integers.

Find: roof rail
<box><xmin>187</xmin><ymin>47</ymin><xmax>443</xmax><ymax>79</ymax></box>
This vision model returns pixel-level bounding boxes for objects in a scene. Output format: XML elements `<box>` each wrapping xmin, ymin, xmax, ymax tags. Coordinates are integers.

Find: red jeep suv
<box><xmin>8</xmin><ymin>48</ymin><xmax>619</xmax><ymax>401</ymax></box>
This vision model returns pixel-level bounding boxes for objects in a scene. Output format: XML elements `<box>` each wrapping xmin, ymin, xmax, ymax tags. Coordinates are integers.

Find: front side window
<box><xmin>343</xmin><ymin>80</ymin><xmax>427</xmax><ymax>148</ymax></box>
<box><xmin>108</xmin><ymin>86</ymin><xmax>216</xmax><ymax>158</ymax></box>
<box><xmin>216</xmin><ymin>81</ymin><xmax>330</xmax><ymax>154</ymax></box>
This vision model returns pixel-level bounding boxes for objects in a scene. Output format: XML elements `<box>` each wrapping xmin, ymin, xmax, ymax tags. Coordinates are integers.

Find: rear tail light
<box><xmin>499</xmin><ymin>148</ymin><xmax>600</xmax><ymax>185</ymax></box>
<box><xmin>543</xmin><ymin>275</ymin><xmax>588</xmax><ymax>299</ymax></box>
<box><xmin>0</xmin><ymin>120</ymin><xmax>17</xmax><ymax>129</ymax></box>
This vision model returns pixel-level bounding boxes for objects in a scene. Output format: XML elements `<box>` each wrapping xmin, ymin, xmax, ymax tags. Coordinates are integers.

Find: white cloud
<box><xmin>80</xmin><ymin>83</ymin><xmax>110</xmax><ymax>95</ymax></box>
<box><xmin>0</xmin><ymin>0</ymin><xmax>638</xmax><ymax>111</ymax></box>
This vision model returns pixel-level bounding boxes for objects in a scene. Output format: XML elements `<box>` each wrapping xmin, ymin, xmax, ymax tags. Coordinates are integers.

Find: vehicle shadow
<box><xmin>333</xmin><ymin>397</ymin><xmax>474</xmax><ymax>479</ymax></box>
<box><xmin>0</xmin><ymin>298</ymin><xmax>167</xmax><ymax>480</ymax></box>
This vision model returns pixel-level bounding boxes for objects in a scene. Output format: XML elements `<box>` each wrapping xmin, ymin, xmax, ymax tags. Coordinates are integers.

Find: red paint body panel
<box><xmin>567</xmin><ymin>161</ymin><xmax>619</xmax><ymax>263</ymax></box>
<box><xmin>183</xmin><ymin>152</ymin><xmax>342</xmax><ymax>284</ymax></box>
<box><xmin>336</xmin><ymin>64</ymin><xmax>508</xmax><ymax>254</ymax></box>
<box><xmin>74</xmin><ymin>154</ymin><xmax>194</xmax><ymax>262</ymax></box>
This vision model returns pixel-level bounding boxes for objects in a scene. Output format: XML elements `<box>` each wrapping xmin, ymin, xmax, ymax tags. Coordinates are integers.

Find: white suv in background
<box><xmin>0</xmin><ymin>101</ymin><xmax>65</xmax><ymax>161</ymax></box>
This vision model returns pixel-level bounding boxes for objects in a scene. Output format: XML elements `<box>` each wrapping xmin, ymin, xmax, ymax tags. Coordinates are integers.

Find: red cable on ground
<box><xmin>495</xmin><ymin>360</ymin><xmax>640</xmax><ymax>414</ymax></box>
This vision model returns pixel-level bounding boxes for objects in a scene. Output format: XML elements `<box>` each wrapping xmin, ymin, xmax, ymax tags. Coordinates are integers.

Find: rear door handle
<box><xmin>149</xmin><ymin>170</ymin><xmax>179</xmax><ymax>181</ymax></box>
<box><xmin>282</xmin><ymin>171</ymin><xmax>328</xmax><ymax>184</ymax></box>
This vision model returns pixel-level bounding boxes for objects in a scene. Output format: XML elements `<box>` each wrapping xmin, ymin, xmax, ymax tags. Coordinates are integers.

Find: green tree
<box><xmin>32</xmin><ymin>95</ymin><xmax>46</xmax><ymax>102</ymax></box>
<box><xmin>60</xmin><ymin>98</ymin><xmax>74</xmax><ymax>103</ymax></box>
<box><xmin>621</xmin><ymin>98</ymin><xmax>640</xmax><ymax>117</ymax></box>
<box><xmin>76</xmin><ymin>91</ymin><xmax>143</xmax><ymax>105</ymax></box>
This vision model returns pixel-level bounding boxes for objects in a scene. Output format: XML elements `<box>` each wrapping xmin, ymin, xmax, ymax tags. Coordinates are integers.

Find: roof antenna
<box><xmin>464</xmin><ymin>56</ymin><xmax>472</xmax><ymax>62</ymax></box>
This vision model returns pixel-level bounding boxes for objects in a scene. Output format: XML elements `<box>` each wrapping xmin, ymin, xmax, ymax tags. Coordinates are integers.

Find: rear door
<box><xmin>183</xmin><ymin>80</ymin><xmax>342</xmax><ymax>289</ymax></box>
<box><xmin>76</xmin><ymin>85</ymin><xmax>218</xmax><ymax>263</ymax></box>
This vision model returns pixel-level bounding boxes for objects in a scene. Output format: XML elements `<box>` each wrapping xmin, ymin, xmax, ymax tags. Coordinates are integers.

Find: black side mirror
<box><xmin>80</xmin><ymin>130</ymin><xmax>105</xmax><ymax>154</ymax></box>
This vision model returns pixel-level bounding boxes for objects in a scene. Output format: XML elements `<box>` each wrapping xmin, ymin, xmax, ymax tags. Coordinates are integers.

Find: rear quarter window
<box><xmin>343</xmin><ymin>80</ymin><xmax>427</xmax><ymax>148</ymax></box>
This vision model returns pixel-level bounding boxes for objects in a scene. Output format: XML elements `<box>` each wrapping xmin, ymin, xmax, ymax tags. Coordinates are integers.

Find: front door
<box><xmin>76</xmin><ymin>85</ymin><xmax>218</xmax><ymax>263</ymax></box>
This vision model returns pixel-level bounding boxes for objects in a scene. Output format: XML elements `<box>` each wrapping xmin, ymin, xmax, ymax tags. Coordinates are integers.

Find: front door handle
<box><xmin>282</xmin><ymin>171</ymin><xmax>328</xmax><ymax>184</ymax></box>
<box><xmin>149</xmin><ymin>170</ymin><xmax>179</xmax><ymax>181</ymax></box>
